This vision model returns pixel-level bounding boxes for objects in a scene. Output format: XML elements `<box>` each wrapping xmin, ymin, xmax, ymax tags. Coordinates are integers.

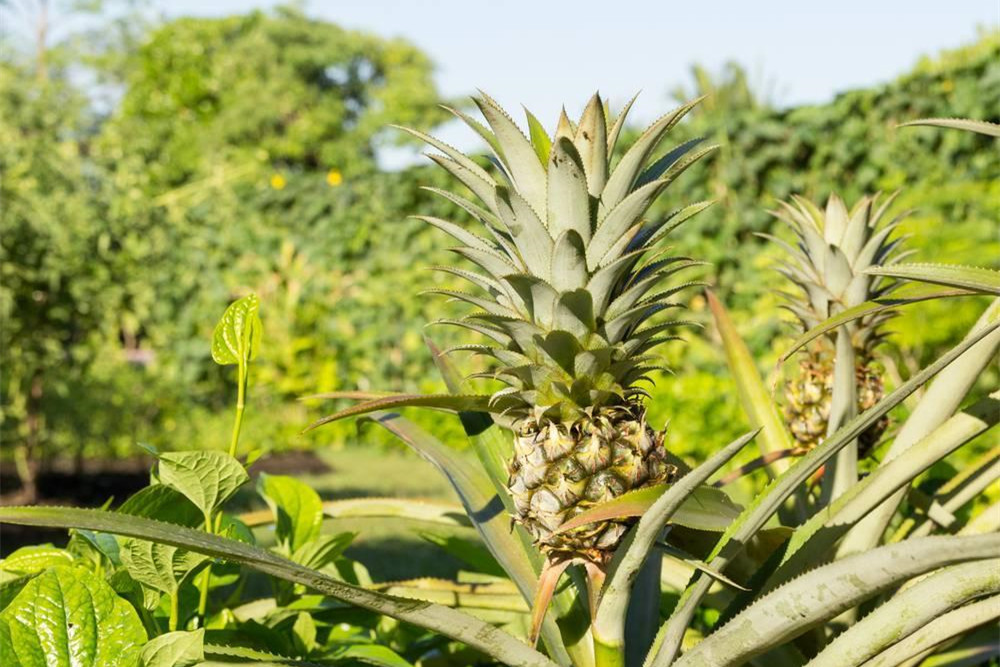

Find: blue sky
<box><xmin>157</xmin><ymin>0</ymin><xmax>996</xmax><ymax>157</ymax></box>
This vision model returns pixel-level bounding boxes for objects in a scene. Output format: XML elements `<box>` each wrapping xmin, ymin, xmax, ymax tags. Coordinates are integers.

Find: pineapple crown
<box><xmin>400</xmin><ymin>92</ymin><xmax>715</xmax><ymax>422</ymax></box>
<box><xmin>767</xmin><ymin>193</ymin><xmax>911</xmax><ymax>355</ymax></box>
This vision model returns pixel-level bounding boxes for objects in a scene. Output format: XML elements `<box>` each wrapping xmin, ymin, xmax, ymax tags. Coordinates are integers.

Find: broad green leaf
<box><xmin>671</xmin><ymin>535</ymin><xmax>1000</xmax><ymax>667</ymax></box>
<box><xmin>257</xmin><ymin>474</ymin><xmax>323</xmax><ymax>553</ymax></box>
<box><xmin>291</xmin><ymin>611</ymin><xmax>317</xmax><ymax>654</ymax></box>
<box><xmin>708</xmin><ymin>290</ymin><xmax>797</xmax><ymax>475</ymax></box>
<box><xmin>291</xmin><ymin>532</ymin><xmax>355</xmax><ymax>571</ymax></box>
<box><xmin>305</xmin><ymin>393</ymin><xmax>492</xmax><ymax>433</ymax></box>
<box><xmin>212</xmin><ymin>293</ymin><xmax>262</xmax><ymax>366</ymax></box>
<box><xmin>898</xmin><ymin>117</ymin><xmax>1000</xmax><ymax>137</ymax></box>
<box><xmin>158</xmin><ymin>450</ymin><xmax>250</xmax><ymax>519</ymax></box>
<box><xmin>140</xmin><ymin>629</ymin><xmax>204</xmax><ymax>667</ymax></box>
<box><xmin>0</xmin><ymin>544</ymin><xmax>74</xmax><ymax>577</ymax></box>
<box><xmin>865</xmin><ymin>263</ymin><xmax>1000</xmax><ymax>295</ymax></box>
<box><xmin>0</xmin><ymin>565</ymin><xmax>146</xmax><ymax>667</ymax></box>
<box><xmin>118</xmin><ymin>485</ymin><xmax>207</xmax><ymax>595</ymax></box>
<box><xmin>558</xmin><ymin>484</ymin><xmax>742</xmax><ymax>534</ymax></box>
<box><xmin>0</xmin><ymin>507</ymin><xmax>558</xmax><ymax>667</ymax></box>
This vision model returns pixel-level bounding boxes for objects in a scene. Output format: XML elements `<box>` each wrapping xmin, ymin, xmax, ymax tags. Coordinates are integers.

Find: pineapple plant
<box><xmin>365</xmin><ymin>92</ymin><xmax>713</xmax><ymax>570</ymax></box>
<box><xmin>0</xmin><ymin>110</ymin><xmax>997</xmax><ymax>667</ymax></box>
<box><xmin>767</xmin><ymin>194</ymin><xmax>907</xmax><ymax>457</ymax></box>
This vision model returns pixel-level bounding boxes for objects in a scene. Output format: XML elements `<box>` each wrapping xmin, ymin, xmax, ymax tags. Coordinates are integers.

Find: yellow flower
<box><xmin>326</xmin><ymin>169</ymin><xmax>343</xmax><ymax>187</ymax></box>
<box><xmin>270</xmin><ymin>173</ymin><xmax>286</xmax><ymax>190</ymax></box>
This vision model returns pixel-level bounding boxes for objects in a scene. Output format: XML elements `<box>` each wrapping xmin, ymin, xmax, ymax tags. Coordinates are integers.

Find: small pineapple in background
<box><xmin>396</xmin><ymin>92</ymin><xmax>713</xmax><ymax>571</ymax></box>
<box><xmin>769</xmin><ymin>194</ymin><xmax>907</xmax><ymax>457</ymax></box>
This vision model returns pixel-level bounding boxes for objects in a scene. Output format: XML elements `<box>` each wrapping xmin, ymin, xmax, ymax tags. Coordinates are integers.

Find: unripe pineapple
<box><xmin>784</xmin><ymin>348</ymin><xmax>886</xmax><ymax>457</ymax></box>
<box><xmin>321</xmin><ymin>92</ymin><xmax>713</xmax><ymax>572</ymax></box>
<box><xmin>769</xmin><ymin>194</ymin><xmax>906</xmax><ymax>456</ymax></box>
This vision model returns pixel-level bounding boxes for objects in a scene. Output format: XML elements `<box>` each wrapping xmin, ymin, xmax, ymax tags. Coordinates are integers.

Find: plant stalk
<box><xmin>228</xmin><ymin>363</ymin><xmax>247</xmax><ymax>458</ymax></box>
<box><xmin>169</xmin><ymin>590</ymin><xmax>180</xmax><ymax>631</ymax></box>
<box><xmin>594</xmin><ymin>635</ymin><xmax>626</xmax><ymax>667</ymax></box>
<box><xmin>819</xmin><ymin>328</ymin><xmax>858</xmax><ymax>506</ymax></box>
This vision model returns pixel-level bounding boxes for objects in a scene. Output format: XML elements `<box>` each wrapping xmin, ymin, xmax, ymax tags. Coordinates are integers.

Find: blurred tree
<box><xmin>0</xmin><ymin>0</ymin><xmax>129</xmax><ymax>499</ymax></box>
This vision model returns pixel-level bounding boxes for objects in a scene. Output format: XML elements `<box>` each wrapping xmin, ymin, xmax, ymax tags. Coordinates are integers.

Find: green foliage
<box><xmin>0</xmin><ymin>566</ymin><xmax>147</xmax><ymax>667</ymax></box>
<box><xmin>2</xmin><ymin>6</ymin><xmax>997</xmax><ymax>472</ymax></box>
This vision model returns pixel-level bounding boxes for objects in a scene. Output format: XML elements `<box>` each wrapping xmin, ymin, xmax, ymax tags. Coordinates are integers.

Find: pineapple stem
<box><xmin>593</xmin><ymin>635</ymin><xmax>626</xmax><ymax>667</ymax></box>
<box><xmin>819</xmin><ymin>328</ymin><xmax>859</xmax><ymax>506</ymax></box>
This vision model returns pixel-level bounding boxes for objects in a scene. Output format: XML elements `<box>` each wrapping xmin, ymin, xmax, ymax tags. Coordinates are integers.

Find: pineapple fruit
<box><xmin>395</xmin><ymin>92</ymin><xmax>714</xmax><ymax>567</ymax></box>
<box><xmin>769</xmin><ymin>194</ymin><xmax>906</xmax><ymax>457</ymax></box>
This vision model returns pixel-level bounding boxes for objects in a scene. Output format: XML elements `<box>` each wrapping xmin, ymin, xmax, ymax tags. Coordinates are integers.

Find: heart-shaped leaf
<box><xmin>211</xmin><ymin>294</ymin><xmax>262</xmax><ymax>366</ymax></box>
<box><xmin>0</xmin><ymin>566</ymin><xmax>146</xmax><ymax>667</ymax></box>
<box><xmin>257</xmin><ymin>474</ymin><xmax>323</xmax><ymax>553</ymax></box>
<box><xmin>139</xmin><ymin>629</ymin><xmax>204</xmax><ymax>667</ymax></box>
<box><xmin>157</xmin><ymin>451</ymin><xmax>249</xmax><ymax>519</ymax></box>
<box><xmin>118</xmin><ymin>485</ymin><xmax>207</xmax><ymax>596</ymax></box>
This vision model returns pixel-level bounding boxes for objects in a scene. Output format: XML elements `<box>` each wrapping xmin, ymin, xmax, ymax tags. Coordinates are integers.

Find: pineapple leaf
<box><xmin>606</xmin><ymin>91</ymin><xmax>639</xmax><ymax>156</ymax></box>
<box><xmin>835</xmin><ymin>300</ymin><xmax>1000</xmax><ymax>559</ymax></box>
<box><xmin>441</xmin><ymin>104</ymin><xmax>506</xmax><ymax>157</ymax></box>
<box><xmin>369</xmin><ymin>412</ymin><xmax>582</xmax><ymax>666</ymax></box>
<box><xmin>550</xmin><ymin>230</ymin><xmax>589</xmax><ymax>291</ymax></box>
<box><xmin>475</xmin><ymin>92</ymin><xmax>548</xmax><ymax>217</ymax></box>
<box><xmin>765</xmin><ymin>392</ymin><xmax>998</xmax><ymax>593</ymax></box>
<box><xmin>854</xmin><ymin>596</ymin><xmax>1000</xmax><ymax>667</ymax></box>
<box><xmin>547</xmin><ymin>137</ymin><xmax>593</xmax><ymax>243</ymax></box>
<box><xmin>304</xmin><ymin>393</ymin><xmax>493</xmax><ymax>432</ymax></box>
<box><xmin>415</xmin><ymin>216</ymin><xmax>499</xmax><ymax>254</ymax></box>
<box><xmin>779</xmin><ymin>283</ymin><xmax>977</xmax><ymax>362</ymax></box>
<box><xmin>707</xmin><ymin>290</ymin><xmax>797</xmax><ymax>476</ymax></box>
<box><xmin>427</xmin><ymin>154</ymin><xmax>502</xmax><ymax>218</ymax></box>
<box><xmin>573</xmin><ymin>93</ymin><xmax>609</xmax><ymax>196</ymax></box>
<box><xmin>805</xmin><ymin>560</ymin><xmax>1000</xmax><ymax>667</ymax></box>
<box><xmin>395</xmin><ymin>125</ymin><xmax>496</xmax><ymax>187</ymax></box>
<box><xmin>648</xmin><ymin>317</ymin><xmax>1000</xmax><ymax>667</ymax></box>
<box><xmin>451</xmin><ymin>246</ymin><xmax>521</xmax><ymax>280</ymax></box>
<box><xmin>671</xmin><ymin>535</ymin><xmax>1000</xmax><ymax>667</ymax></box>
<box><xmin>594</xmin><ymin>144</ymin><xmax>716</xmax><ymax>270</ymax></box>
<box><xmin>591</xmin><ymin>428</ymin><xmax>761</xmax><ymax>656</ymax></box>
<box><xmin>600</xmin><ymin>96</ymin><xmax>704</xmax><ymax>214</ymax></box>
<box><xmin>556</xmin><ymin>484</ymin><xmax>742</xmax><ymax>534</ymax></box>
<box><xmin>495</xmin><ymin>186</ymin><xmax>554</xmax><ymax>277</ymax></box>
<box><xmin>864</xmin><ymin>263</ymin><xmax>1000</xmax><ymax>295</ymax></box>
<box><xmin>898</xmin><ymin>117</ymin><xmax>1000</xmax><ymax>137</ymax></box>
<box><xmin>634</xmin><ymin>137</ymin><xmax>705</xmax><ymax>189</ymax></box>
<box><xmin>630</xmin><ymin>200</ymin><xmax>715</xmax><ymax>251</ymax></box>
<box><xmin>523</xmin><ymin>107</ymin><xmax>552</xmax><ymax>165</ymax></box>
